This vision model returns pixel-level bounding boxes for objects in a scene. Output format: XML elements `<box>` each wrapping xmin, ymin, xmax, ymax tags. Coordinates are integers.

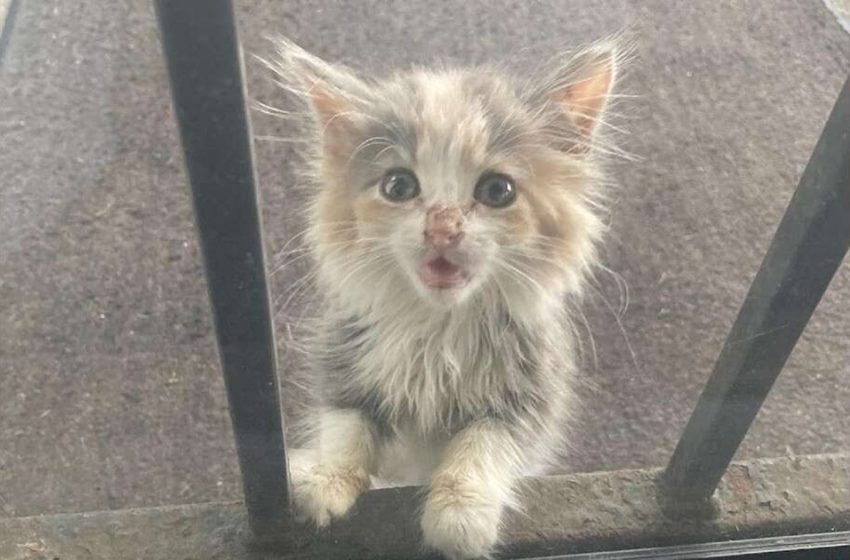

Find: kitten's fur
<box><xmin>266</xmin><ymin>37</ymin><xmax>625</xmax><ymax>559</ymax></box>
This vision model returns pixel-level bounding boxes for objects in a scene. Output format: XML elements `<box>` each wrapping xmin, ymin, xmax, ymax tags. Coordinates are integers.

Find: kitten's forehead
<box><xmin>368</xmin><ymin>70</ymin><xmax>525</xmax><ymax>197</ymax></box>
<box><xmin>374</xmin><ymin>69</ymin><xmax>530</xmax><ymax>189</ymax></box>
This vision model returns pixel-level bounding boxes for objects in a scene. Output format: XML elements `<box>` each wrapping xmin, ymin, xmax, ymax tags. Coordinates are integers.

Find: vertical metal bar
<box><xmin>154</xmin><ymin>0</ymin><xmax>290</xmax><ymax>536</ymax></box>
<box><xmin>662</xmin><ymin>76</ymin><xmax>850</xmax><ymax>503</ymax></box>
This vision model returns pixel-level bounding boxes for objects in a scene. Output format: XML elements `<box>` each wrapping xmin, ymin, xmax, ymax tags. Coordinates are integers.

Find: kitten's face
<box><xmin>277</xmin><ymin>42</ymin><xmax>618</xmax><ymax>312</ymax></box>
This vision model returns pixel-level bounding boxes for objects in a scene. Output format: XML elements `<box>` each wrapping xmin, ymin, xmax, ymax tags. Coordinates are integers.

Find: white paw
<box><xmin>289</xmin><ymin>449</ymin><xmax>370</xmax><ymax>527</ymax></box>
<box><xmin>421</xmin><ymin>478</ymin><xmax>502</xmax><ymax>559</ymax></box>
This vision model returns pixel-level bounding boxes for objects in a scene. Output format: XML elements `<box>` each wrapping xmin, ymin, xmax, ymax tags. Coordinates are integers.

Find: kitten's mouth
<box><xmin>420</xmin><ymin>256</ymin><xmax>470</xmax><ymax>290</ymax></box>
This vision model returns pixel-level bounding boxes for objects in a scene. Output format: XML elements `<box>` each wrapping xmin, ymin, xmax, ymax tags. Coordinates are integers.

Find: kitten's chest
<box><xmin>350</xmin><ymin>314</ymin><xmax>526</xmax><ymax>432</ymax></box>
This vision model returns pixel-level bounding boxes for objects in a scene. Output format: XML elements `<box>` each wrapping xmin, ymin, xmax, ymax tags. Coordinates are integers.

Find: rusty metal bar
<box><xmin>662</xmin><ymin>76</ymin><xmax>850</xmax><ymax>502</ymax></box>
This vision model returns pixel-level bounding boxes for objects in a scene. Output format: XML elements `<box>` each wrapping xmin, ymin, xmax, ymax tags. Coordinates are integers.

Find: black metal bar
<box><xmin>154</xmin><ymin>0</ymin><xmax>290</xmax><ymax>536</ymax></box>
<box><xmin>662</xmin><ymin>76</ymin><xmax>850</xmax><ymax>502</ymax></box>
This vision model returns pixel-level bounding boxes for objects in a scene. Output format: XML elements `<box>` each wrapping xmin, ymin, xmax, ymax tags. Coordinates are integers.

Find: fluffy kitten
<box><xmin>266</xmin><ymin>37</ymin><xmax>624</xmax><ymax>559</ymax></box>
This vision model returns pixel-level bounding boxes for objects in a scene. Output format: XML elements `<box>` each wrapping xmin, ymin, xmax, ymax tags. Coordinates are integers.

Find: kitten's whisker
<box><xmin>567</xmin><ymin>108</ymin><xmax>631</xmax><ymax>136</ymax></box>
<box><xmin>333</xmin><ymin>252</ymin><xmax>396</xmax><ymax>292</ymax></box>
<box><xmin>574</xmin><ymin>307</ymin><xmax>599</xmax><ymax>373</ymax></box>
<box><xmin>372</xmin><ymin>143</ymin><xmax>402</xmax><ymax>162</ymax></box>
<box><xmin>495</xmin><ymin>259</ymin><xmax>547</xmax><ymax>296</ymax></box>
<box><xmin>275</xmin><ymin>230</ymin><xmax>384</xmax><ymax>258</ymax></box>
<box><xmin>593</xmin><ymin>263</ymin><xmax>630</xmax><ymax>317</ymax></box>
<box><xmin>274</xmin><ymin>267</ymin><xmax>321</xmax><ymax>309</ymax></box>
<box><xmin>597</xmin><ymin>93</ymin><xmax>641</xmax><ymax>100</ymax></box>
<box><xmin>271</xmin><ymin>229</ymin><xmax>321</xmax><ymax>262</ymax></box>
<box><xmin>252</xmin><ymin>100</ymin><xmax>296</xmax><ymax>119</ymax></box>
<box><xmin>268</xmin><ymin>251</ymin><xmax>315</xmax><ymax>278</ymax></box>
<box><xmin>586</xmin><ymin>282</ymin><xmax>638</xmax><ymax>370</ymax></box>
<box><xmin>347</xmin><ymin>135</ymin><xmax>395</xmax><ymax>167</ymax></box>
<box><xmin>270</xmin><ymin>235</ymin><xmax>389</xmax><ymax>279</ymax></box>
<box><xmin>255</xmin><ymin>135</ymin><xmax>309</xmax><ymax>145</ymax></box>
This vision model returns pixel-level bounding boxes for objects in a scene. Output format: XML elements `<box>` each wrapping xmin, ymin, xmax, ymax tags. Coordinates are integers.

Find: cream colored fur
<box><xmin>263</xmin><ymin>35</ymin><xmax>629</xmax><ymax>559</ymax></box>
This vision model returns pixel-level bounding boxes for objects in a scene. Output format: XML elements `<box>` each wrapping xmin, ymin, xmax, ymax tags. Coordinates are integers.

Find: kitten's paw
<box><xmin>290</xmin><ymin>450</ymin><xmax>370</xmax><ymax>527</ymax></box>
<box><xmin>421</xmin><ymin>476</ymin><xmax>502</xmax><ymax>559</ymax></box>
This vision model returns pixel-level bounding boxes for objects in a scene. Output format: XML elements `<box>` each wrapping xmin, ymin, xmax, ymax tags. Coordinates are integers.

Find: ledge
<box><xmin>1</xmin><ymin>453</ymin><xmax>847</xmax><ymax>559</ymax></box>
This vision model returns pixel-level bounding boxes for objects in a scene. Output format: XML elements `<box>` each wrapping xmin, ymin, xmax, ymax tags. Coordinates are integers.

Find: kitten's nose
<box><xmin>424</xmin><ymin>204</ymin><xmax>465</xmax><ymax>251</ymax></box>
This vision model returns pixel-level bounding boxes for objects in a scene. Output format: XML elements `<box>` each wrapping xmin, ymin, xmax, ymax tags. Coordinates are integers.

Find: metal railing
<box><xmin>154</xmin><ymin>0</ymin><xmax>290</xmax><ymax>537</ymax></box>
<box><xmin>155</xmin><ymin>0</ymin><xmax>850</xmax><ymax>550</ymax></box>
<box><xmin>661</xmin><ymin>73</ymin><xmax>850</xmax><ymax>504</ymax></box>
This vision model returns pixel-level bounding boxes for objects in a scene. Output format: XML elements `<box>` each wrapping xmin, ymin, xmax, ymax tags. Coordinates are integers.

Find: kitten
<box><xmin>266</xmin><ymin>36</ymin><xmax>625</xmax><ymax>559</ymax></box>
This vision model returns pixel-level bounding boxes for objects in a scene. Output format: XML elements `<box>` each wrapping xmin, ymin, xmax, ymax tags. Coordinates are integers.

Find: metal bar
<box><xmin>154</xmin><ymin>0</ymin><xmax>290</xmax><ymax>536</ymax></box>
<box><xmin>2</xmin><ymin>452</ymin><xmax>847</xmax><ymax>558</ymax></box>
<box><xmin>662</xmin><ymin>76</ymin><xmax>850</xmax><ymax>502</ymax></box>
<box><xmin>550</xmin><ymin>532</ymin><xmax>850</xmax><ymax>560</ymax></box>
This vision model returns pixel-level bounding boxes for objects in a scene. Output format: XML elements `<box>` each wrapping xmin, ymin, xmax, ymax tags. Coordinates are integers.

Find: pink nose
<box><xmin>424</xmin><ymin>204</ymin><xmax>464</xmax><ymax>251</ymax></box>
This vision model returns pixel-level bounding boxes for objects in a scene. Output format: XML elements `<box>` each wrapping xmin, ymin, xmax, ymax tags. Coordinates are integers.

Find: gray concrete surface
<box><xmin>824</xmin><ymin>0</ymin><xmax>850</xmax><ymax>34</ymax></box>
<box><xmin>1</xmin><ymin>0</ymin><xmax>848</xmax><ymax>520</ymax></box>
<box><xmin>1</xmin><ymin>454</ymin><xmax>847</xmax><ymax>559</ymax></box>
<box><xmin>0</xmin><ymin>1</ymin><xmax>12</xmax><ymax>34</ymax></box>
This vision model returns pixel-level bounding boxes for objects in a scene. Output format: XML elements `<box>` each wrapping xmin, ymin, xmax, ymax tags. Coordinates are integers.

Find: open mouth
<box><xmin>420</xmin><ymin>256</ymin><xmax>470</xmax><ymax>290</ymax></box>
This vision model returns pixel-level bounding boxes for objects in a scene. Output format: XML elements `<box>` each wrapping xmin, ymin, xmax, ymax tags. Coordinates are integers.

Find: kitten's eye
<box><xmin>380</xmin><ymin>169</ymin><xmax>420</xmax><ymax>202</ymax></box>
<box><xmin>474</xmin><ymin>173</ymin><xmax>517</xmax><ymax>208</ymax></box>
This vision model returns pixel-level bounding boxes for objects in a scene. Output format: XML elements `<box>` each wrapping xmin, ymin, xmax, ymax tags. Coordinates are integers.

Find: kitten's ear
<box><xmin>269</xmin><ymin>37</ymin><xmax>371</xmax><ymax>135</ymax></box>
<box><xmin>538</xmin><ymin>41</ymin><xmax>623</xmax><ymax>141</ymax></box>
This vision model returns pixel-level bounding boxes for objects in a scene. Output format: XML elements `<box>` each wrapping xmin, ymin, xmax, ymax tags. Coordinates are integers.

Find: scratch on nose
<box><xmin>425</xmin><ymin>204</ymin><xmax>465</xmax><ymax>249</ymax></box>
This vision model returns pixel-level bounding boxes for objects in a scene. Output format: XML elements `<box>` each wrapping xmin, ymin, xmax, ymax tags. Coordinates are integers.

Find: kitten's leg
<box><xmin>291</xmin><ymin>408</ymin><xmax>376</xmax><ymax>527</ymax></box>
<box><xmin>421</xmin><ymin>419</ymin><xmax>521</xmax><ymax>559</ymax></box>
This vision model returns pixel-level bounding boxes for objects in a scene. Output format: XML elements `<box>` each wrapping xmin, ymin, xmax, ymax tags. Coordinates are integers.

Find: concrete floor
<box><xmin>0</xmin><ymin>0</ymin><xmax>848</xmax><ymax>519</ymax></box>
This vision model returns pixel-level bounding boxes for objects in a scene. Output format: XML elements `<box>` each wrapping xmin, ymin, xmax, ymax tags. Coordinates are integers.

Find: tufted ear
<box><xmin>269</xmin><ymin>37</ymin><xmax>373</xmax><ymax>154</ymax></box>
<box><xmin>534</xmin><ymin>41</ymin><xmax>623</xmax><ymax>145</ymax></box>
<box><xmin>306</xmin><ymin>79</ymin><xmax>353</xmax><ymax>129</ymax></box>
<box><xmin>554</xmin><ymin>48</ymin><xmax>617</xmax><ymax>137</ymax></box>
